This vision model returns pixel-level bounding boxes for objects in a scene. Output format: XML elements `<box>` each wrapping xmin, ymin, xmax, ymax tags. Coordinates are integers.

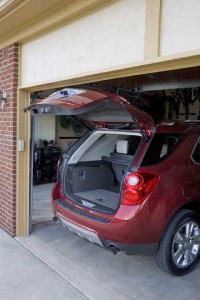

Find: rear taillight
<box><xmin>122</xmin><ymin>172</ymin><xmax>158</xmax><ymax>206</ymax></box>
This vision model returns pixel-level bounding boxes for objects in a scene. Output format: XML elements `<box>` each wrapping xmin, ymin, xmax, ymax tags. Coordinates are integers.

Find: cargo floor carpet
<box><xmin>74</xmin><ymin>189</ymin><xmax>119</xmax><ymax>210</ymax></box>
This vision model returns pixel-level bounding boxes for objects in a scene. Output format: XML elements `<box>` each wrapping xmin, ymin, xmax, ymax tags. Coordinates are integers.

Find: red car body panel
<box><xmin>24</xmin><ymin>88</ymin><xmax>154</xmax><ymax>132</ymax></box>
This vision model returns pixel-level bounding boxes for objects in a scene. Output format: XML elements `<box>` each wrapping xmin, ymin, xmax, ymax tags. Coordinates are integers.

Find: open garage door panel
<box><xmin>100</xmin><ymin>66</ymin><xmax>200</xmax><ymax>92</ymax></box>
<box><xmin>92</xmin><ymin>66</ymin><xmax>200</xmax><ymax>121</ymax></box>
<box><xmin>29</xmin><ymin>66</ymin><xmax>200</xmax><ymax>123</ymax></box>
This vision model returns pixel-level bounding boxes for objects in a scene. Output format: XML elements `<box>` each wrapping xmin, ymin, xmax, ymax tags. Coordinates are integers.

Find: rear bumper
<box><xmin>101</xmin><ymin>238</ymin><xmax>158</xmax><ymax>256</ymax></box>
<box><xmin>55</xmin><ymin>214</ymin><xmax>158</xmax><ymax>256</ymax></box>
<box><xmin>58</xmin><ymin>215</ymin><xmax>103</xmax><ymax>247</ymax></box>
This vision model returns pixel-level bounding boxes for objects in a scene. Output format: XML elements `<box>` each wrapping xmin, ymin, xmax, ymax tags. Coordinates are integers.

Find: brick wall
<box><xmin>0</xmin><ymin>43</ymin><xmax>18</xmax><ymax>236</ymax></box>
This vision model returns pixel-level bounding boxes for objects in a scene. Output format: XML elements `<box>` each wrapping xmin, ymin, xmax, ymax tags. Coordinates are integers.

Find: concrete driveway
<box><xmin>0</xmin><ymin>228</ymin><xmax>87</xmax><ymax>300</ymax></box>
<box><xmin>16</xmin><ymin>221</ymin><xmax>200</xmax><ymax>300</ymax></box>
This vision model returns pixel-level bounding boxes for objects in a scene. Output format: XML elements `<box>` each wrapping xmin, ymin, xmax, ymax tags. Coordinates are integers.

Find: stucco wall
<box><xmin>160</xmin><ymin>0</ymin><xmax>200</xmax><ymax>56</ymax></box>
<box><xmin>20</xmin><ymin>0</ymin><xmax>200</xmax><ymax>88</ymax></box>
<box><xmin>21</xmin><ymin>0</ymin><xmax>145</xmax><ymax>87</ymax></box>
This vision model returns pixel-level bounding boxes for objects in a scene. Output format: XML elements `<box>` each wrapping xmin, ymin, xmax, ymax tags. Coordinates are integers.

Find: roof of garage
<box><xmin>0</xmin><ymin>0</ymin><xmax>112</xmax><ymax>49</ymax></box>
<box><xmin>0</xmin><ymin>0</ymin><xmax>66</xmax><ymax>39</ymax></box>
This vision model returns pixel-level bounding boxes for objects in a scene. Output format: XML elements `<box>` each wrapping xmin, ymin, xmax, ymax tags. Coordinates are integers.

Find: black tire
<box><xmin>155</xmin><ymin>209</ymin><xmax>200</xmax><ymax>276</ymax></box>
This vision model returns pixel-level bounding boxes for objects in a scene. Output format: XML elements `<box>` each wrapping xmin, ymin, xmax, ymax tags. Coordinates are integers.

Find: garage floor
<box><xmin>32</xmin><ymin>183</ymin><xmax>54</xmax><ymax>224</ymax></box>
<box><xmin>22</xmin><ymin>183</ymin><xmax>200</xmax><ymax>299</ymax></box>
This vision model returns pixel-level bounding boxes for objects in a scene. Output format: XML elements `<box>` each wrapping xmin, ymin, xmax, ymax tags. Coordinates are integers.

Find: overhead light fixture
<box><xmin>146</xmin><ymin>73</ymin><xmax>155</xmax><ymax>79</ymax></box>
<box><xmin>0</xmin><ymin>90</ymin><xmax>8</xmax><ymax>108</ymax></box>
<box><xmin>134</xmin><ymin>80</ymin><xmax>200</xmax><ymax>92</ymax></box>
<box><xmin>0</xmin><ymin>90</ymin><xmax>7</xmax><ymax>100</ymax></box>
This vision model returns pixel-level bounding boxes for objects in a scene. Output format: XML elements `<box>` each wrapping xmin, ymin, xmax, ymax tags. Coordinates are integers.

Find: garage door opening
<box><xmin>29</xmin><ymin>66</ymin><xmax>200</xmax><ymax>232</ymax></box>
<box><xmin>30</xmin><ymin>89</ymin><xmax>87</xmax><ymax>228</ymax></box>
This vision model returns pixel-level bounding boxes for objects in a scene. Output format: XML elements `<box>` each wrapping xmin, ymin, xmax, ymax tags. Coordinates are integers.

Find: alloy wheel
<box><xmin>172</xmin><ymin>221</ymin><xmax>200</xmax><ymax>268</ymax></box>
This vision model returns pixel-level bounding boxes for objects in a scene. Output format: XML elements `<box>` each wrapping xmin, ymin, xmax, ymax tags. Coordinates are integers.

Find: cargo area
<box><xmin>64</xmin><ymin>130</ymin><xmax>142</xmax><ymax>213</ymax></box>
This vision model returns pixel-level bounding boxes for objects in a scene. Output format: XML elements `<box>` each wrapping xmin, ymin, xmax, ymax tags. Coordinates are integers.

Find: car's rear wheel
<box><xmin>155</xmin><ymin>209</ymin><xmax>200</xmax><ymax>276</ymax></box>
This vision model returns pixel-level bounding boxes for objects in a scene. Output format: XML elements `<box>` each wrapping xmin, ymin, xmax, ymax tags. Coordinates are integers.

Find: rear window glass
<box><xmin>141</xmin><ymin>133</ymin><xmax>183</xmax><ymax>166</ymax></box>
<box><xmin>191</xmin><ymin>138</ymin><xmax>200</xmax><ymax>163</ymax></box>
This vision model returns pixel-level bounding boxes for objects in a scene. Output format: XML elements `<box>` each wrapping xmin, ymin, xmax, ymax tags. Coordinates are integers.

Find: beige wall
<box><xmin>21</xmin><ymin>0</ymin><xmax>145</xmax><ymax>87</ymax></box>
<box><xmin>20</xmin><ymin>0</ymin><xmax>200</xmax><ymax>89</ymax></box>
<box><xmin>35</xmin><ymin>115</ymin><xmax>56</xmax><ymax>141</ymax></box>
<box><xmin>160</xmin><ymin>0</ymin><xmax>200</xmax><ymax>56</ymax></box>
<box><xmin>55</xmin><ymin>116</ymin><xmax>79</xmax><ymax>154</ymax></box>
<box><xmin>34</xmin><ymin>115</ymin><xmax>85</xmax><ymax>154</ymax></box>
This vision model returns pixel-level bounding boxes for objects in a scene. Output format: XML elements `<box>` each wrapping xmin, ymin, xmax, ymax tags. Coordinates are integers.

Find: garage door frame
<box><xmin>16</xmin><ymin>52</ymin><xmax>200</xmax><ymax>236</ymax></box>
<box><xmin>16</xmin><ymin>0</ymin><xmax>200</xmax><ymax>236</ymax></box>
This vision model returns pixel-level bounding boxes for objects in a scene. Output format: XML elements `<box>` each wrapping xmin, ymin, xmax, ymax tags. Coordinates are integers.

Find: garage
<box><xmin>0</xmin><ymin>0</ymin><xmax>190</xmax><ymax>235</ymax></box>
<box><xmin>29</xmin><ymin>65</ymin><xmax>200</xmax><ymax>226</ymax></box>
<box><xmin>0</xmin><ymin>0</ymin><xmax>200</xmax><ymax>289</ymax></box>
<box><xmin>17</xmin><ymin>59</ymin><xmax>198</xmax><ymax>281</ymax></box>
<box><xmin>1</xmin><ymin>1</ymin><xmax>200</xmax><ymax>298</ymax></box>
<box><xmin>18</xmin><ymin>76</ymin><xmax>200</xmax><ymax>295</ymax></box>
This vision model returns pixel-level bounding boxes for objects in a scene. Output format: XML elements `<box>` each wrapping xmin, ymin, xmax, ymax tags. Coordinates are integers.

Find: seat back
<box><xmin>112</xmin><ymin>140</ymin><xmax>133</xmax><ymax>184</ymax></box>
<box><xmin>116</xmin><ymin>140</ymin><xmax>129</xmax><ymax>154</ymax></box>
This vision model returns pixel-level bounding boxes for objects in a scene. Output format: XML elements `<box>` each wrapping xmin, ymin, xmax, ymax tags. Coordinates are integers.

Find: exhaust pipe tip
<box><xmin>53</xmin><ymin>216</ymin><xmax>59</xmax><ymax>223</ymax></box>
<box><xmin>110</xmin><ymin>245</ymin><xmax>121</xmax><ymax>255</ymax></box>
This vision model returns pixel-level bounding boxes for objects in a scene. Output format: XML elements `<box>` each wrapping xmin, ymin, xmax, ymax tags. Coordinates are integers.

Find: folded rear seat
<box><xmin>102</xmin><ymin>140</ymin><xmax>133</xmax><ymax>184</ymax></box>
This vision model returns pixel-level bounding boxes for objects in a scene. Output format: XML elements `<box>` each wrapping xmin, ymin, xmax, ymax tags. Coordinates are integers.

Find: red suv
<box><xmin>26</xmin><ymin>88</ymin><xmax>200</xmax><ymax>276</ymax></box>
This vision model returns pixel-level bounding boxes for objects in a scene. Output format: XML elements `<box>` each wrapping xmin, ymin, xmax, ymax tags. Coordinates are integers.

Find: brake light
<box><xmin>122</xmin><ymin>172</ymin><xmax>158</xmax><ymax>206</ymax></box>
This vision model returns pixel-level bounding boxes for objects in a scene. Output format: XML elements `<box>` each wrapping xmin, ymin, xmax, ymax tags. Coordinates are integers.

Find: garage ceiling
<box><xmin>99</xmin><ymin>66</ymin><xmax>200</xmax><ymax>92</ymax></box>
<box><xmin>34</xmin><ymin>66</ymin><xmax>200</xmax><ymax>99</ymax></box>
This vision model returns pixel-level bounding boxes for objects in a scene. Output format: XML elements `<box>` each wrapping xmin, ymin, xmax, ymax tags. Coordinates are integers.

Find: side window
<box><xmin>160</xmin><ymin>136</ymin><xmax>178</xmax><ymax>158</ymax></box>
<box><xmin>141</xmin><ymin>133</ymin><xmax>183</xmax><ymax>166</ymax></box>
<box><xmin>191</xmin><ymin>138</ymin><xmax>200</xmax><ymax>163</ymax></box>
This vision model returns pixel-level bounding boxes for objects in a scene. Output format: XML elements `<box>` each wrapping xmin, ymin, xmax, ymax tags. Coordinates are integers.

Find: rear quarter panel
<box><xmin>136</xmin><ymin>132</ymin><xmax>200</xmax><ymax>242</ymax></box>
